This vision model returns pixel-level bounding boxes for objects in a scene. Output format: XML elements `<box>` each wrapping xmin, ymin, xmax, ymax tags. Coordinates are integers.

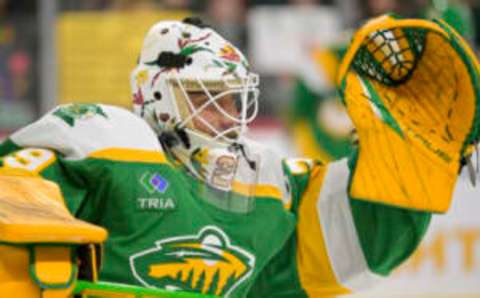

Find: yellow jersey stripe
<box><xmin>0</xmin><ymin>167</ymin><xmax>39</xmax><ymax>177</ymax></box>
<box><xmin>296</xmin><ymin>164</ymin><xmax>350</xmax><ymax>296</ymax></box>
<box><xmin>89</xmin><ymin>148</ymin><xmax>168</xmax><ymax>164</ymax></box>
<box><xmin>89</xmin><ymin>149</ymin><xmax>285</xmax><ymax>204</ymax></box>
<box><xmin>232</xmin><ymin>180</ymin><xmax>283</xmax><ymax>201</ymax></box>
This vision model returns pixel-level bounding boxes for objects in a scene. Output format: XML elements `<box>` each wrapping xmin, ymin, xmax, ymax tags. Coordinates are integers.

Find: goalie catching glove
<box><xmin>337</xmin><ymin>15</ymin><xmax>480</xmax><ymax>213</ymax></box>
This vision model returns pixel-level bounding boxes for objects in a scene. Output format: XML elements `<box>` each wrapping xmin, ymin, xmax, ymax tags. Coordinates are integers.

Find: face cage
<box><xmin>167</xmin><ymin>73</ymin><xmax>260</xmax><ymax>144</ymax></box>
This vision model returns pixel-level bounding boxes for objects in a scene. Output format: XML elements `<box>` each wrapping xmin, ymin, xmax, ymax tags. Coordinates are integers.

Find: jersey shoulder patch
<box><xmin>10</xmin><ymin>104</ymin><xmax>162</xmax><ymax>160</ymax></box>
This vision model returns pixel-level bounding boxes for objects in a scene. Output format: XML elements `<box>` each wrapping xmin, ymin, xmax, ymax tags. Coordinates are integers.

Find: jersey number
<box><xmin>3</xmin><ymin>148</ymin><xmax>55</xmax><ymax>172</ymax></box>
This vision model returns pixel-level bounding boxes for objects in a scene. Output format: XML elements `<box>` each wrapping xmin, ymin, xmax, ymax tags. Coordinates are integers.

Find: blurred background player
<box><xmin>288</xmin><ymin>36</ymin><xmax>353</xmax><ymax>161</ymax></box>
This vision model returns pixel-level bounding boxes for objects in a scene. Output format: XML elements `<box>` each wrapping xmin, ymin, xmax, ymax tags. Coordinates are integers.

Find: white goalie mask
<box><xmin>131</xmin><ymin>18</ymin><xmax>260</xmax><ymax>193</ymax></box>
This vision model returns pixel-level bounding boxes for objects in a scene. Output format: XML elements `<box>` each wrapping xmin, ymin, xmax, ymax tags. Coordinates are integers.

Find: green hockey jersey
<box><xmin>0</xmin><ymin>103</ymin><xmax>432</xmax><ymax>298</ymax></box>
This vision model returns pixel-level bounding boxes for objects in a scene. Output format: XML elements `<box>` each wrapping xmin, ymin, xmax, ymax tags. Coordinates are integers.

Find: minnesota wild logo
<box><xmin>130</xmin><ymin>226</ymin><xmax>255</xmax><ymax>297</ymax></box>
<box><xmin>53</xmin><ymin>104</ymin><xmax>107</xmax><ymax>127</ymax></box>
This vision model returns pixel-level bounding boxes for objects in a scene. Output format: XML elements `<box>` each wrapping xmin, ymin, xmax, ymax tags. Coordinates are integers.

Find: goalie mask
<box><xmin>131</xmin><ymin>18</ymin><xmax>259</xmax><ymax>199</ymax></box>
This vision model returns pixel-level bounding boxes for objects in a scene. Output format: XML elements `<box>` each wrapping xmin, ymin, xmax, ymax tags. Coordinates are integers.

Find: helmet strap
<box><xmin>158</xmin><ymin>126</ymin><xmax>191</xmax><ymax>151</ymax></box>
<box><xmin>230</xmin><ymin>143</ymin><xmax>256</xmax><ymax>171</ymax></box>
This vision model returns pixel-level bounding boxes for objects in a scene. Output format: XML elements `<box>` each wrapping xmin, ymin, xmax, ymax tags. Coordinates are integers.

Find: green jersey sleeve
<box><xmin>0</xmin><ymin>103</ymin><xmax>164</xmax><ymax>221</ymax></box>
<box><xmin>249</xmin><ymin>156</ymin><xmax>431</xmax><ymax>297</ymax></box>
<box><xmin>0</xmin><ymin>139</ymin><xmax>89</xmax><ymax>216</ymax></box>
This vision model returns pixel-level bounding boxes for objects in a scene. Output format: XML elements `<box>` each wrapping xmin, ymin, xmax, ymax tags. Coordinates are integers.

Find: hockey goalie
<box><xmin>0</xmin><ymin>15</ymin><xmax>478</xmax><ymax>298</ymax></box>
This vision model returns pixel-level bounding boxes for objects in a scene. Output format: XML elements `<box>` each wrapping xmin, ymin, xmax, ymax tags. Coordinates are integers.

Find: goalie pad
<box><xmin>0</xmin><ymin>167</ymin><xmax>107</xmax><ymax>243</ymax></box>
<box><xmin>337</xmin><ymin>15</ymin><xmax>480</xmax><ymax>213</ymax></box>
<box><xmin>0</xmin><ymin>168</ymin><xmax>107</xmax><ymax>297</ymax></box>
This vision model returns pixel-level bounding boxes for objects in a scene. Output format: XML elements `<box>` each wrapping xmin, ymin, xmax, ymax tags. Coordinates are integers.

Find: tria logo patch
<box><xmin>53</xmin><ymin>103</ymin><xmax>107</xmax><ymax>127</ymax></box>
<box><xmin>140</xmin><ymin>172</ymin><xmax>169</xmax><ymax>194</ymax></box>
<box><xmin>130</xmin><ymin>226</ymin><xmax>255</xmax><ymax>297</ymax></box>
<box><xmin>137</xmin><ymin>197</ymin><xmax>176</xmax><ymax>211</ymax></box>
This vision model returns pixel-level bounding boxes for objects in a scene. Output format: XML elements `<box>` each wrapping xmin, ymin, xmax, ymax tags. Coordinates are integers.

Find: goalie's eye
<box><xmin>189</xmin><ymin>91</ymin><xmax>209</xmax><ymax>107</ymax></box>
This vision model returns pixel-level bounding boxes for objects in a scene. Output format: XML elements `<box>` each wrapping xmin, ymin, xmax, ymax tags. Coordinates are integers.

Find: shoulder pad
<box><xmin>10</xmin><ymin>104</ymin><xmax>162</xmax><ymax>159</ymax></box>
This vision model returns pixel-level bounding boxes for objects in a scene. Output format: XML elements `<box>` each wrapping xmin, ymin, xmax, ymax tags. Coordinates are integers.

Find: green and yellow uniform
<box><xmin>0</xmin><ymin>104</ymin><xmax>434</xmax><ymax>297</ymax></box>
<box><xmin>291</xmin><ymin>45</ymin><xmax>353</xmax><ymax>162</ymax></box>
<box><xmin>1</xmin><ymin>15</ymin><xmax>479</xmax><ymax>298</ymax></box>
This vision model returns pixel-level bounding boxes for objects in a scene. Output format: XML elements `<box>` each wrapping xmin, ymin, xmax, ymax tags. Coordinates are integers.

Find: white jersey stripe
<box><xmin>317</xmin><ymin>158</ymin><xmax>384</xmax><ymax>291</ymax></box>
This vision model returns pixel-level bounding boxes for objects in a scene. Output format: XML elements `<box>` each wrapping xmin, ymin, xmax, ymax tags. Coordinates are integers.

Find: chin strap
<box><xmin>231</xmin><ymin>143</ymin><xmax>256</xmax><ymax>171</ymax></box>
<box><xmin>175</xmin><ymin>125</ymin><xmax>191</xmax><ymax>149</ymax></box>
<box><xmin>158</xmin><ymin>131</ymin><xmax>179</xmax><ymax>149</ymax></box>
<box><xmin>158</xmin><ymin>125</ymin><xmax>191</xmax><ymax>150</ymax></box>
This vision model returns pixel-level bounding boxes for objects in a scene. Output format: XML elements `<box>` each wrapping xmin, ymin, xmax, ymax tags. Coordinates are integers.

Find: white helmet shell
<box><xmin>130</xmin><ymin>19</ymin><xmax>259</xmax><ymax>144</ymax></box>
